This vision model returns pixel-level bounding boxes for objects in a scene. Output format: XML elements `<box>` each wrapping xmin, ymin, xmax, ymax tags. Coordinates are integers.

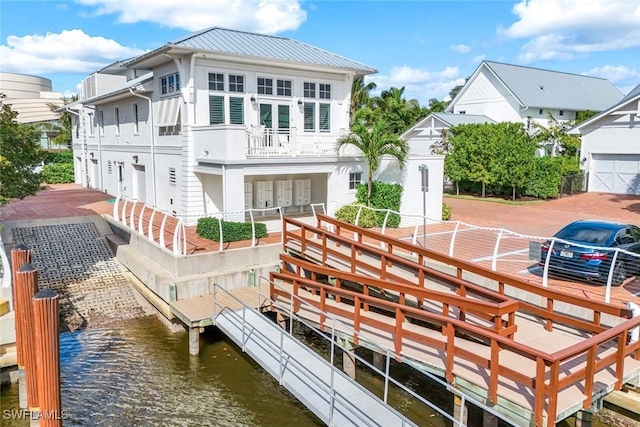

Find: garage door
<box><xmin>591</xmin><ymin>154</ymin><xmax>640</xmax><ymax>194</ymax></box>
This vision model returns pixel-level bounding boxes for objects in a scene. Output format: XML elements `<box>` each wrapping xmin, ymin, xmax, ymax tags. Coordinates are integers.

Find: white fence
<box><xmin>328</xmin><ymin>201</ymin><xmax>640</xmax><ymax>306</ymax></box>
<box><xmin>111</xmin><ymin>195</ymin><xmax>325</xmax><ymax>256</ymax></box>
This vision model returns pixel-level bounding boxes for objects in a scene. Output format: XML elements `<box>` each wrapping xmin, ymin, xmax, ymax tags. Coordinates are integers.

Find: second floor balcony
<box><xmin>193</xmin><ymin>125</ymin><xmax>362</xmax><ymax>162</ymax></box>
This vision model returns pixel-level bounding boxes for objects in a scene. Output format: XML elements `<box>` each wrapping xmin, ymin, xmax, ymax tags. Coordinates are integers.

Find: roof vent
<box><xmin>539</xmin><ymin>85</ymin><xmax>544</xmax><ymax>90</ymax></box>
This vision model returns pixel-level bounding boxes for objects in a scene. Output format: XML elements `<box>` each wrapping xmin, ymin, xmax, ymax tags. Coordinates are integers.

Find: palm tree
<box><xmin>350</xmin><ymin>75</ymin><xmax>376</xmax><ymax>125</ymax></box>
<box><xmin>336</xmin><ymin>120</ymin><xmax>409</xmax><ymax>204</ymax></box>
<box><xmin>531</xmin><ymin>112</ymin><xmax>580</xmax><ymax>157</ymax></box>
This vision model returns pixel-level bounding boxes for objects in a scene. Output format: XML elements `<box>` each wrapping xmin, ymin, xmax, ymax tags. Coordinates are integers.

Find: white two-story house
<box><xmin>71</xmin><ymin>27</ymin><xmax>445</xmax><ymax>223</ymax></box>
<box><xmin>403</xmin><ymin>61</ymin><xmax>624</xmax><ymax>155</ymax></box>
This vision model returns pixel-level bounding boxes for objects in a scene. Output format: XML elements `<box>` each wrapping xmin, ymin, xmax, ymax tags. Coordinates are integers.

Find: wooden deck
<box><xmin>277</xmin><ymin>215</ymin><xmax>640</xmax><ymax>427</ymax></box>
<box><xmin>169</xmin><ymin>284</ymin><xmax>269</xmax><ymax>328</ymax></box>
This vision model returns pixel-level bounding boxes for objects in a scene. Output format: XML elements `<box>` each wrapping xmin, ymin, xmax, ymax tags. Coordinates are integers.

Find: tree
<box><xmin>336</xmin><ymin>120</ymin><xmax>409</xmax><ymax>204</ymax></box>
<box><xmin>0</xmin><ymin>102</ymin><xmax>44</xmax><ymax>206</ymax></box>
<box><xmin>350</xmin><ymin>76</ymin><xmax>376</xmax><ymax>125</ymax></box>
<box><xmin>427</xmin><ymin>98</ymin><xmax>448</xmax><ymax>113</ymax></box>
<box><xmin>43</xmin><ymin>95</ymin><xmax>77</xmax><ymax>148</ymax></box>
<box><xmin>531</xmin><ymin>113</ymin><xmax>581</xmax><ymax>157</ymax></box>
<box><xmin>493</xmin><ymin>123</ymin><xmax>536</xmax><ymax>200</ymax></box>
<box><xmin>370</xmin><ymin>86</ymin><xmax>426</xmax><ymax>135</ymax></box>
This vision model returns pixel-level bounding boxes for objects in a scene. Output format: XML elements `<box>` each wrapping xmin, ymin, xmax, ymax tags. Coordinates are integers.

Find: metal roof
<box><xmin>482</xmin><ymin>61</ymin><xmax>623</xmax><ymax>111</ymax></box>
<box><xmin>570</xmin><ymin>82</ymin><xmax>640</xmax><ymax>132</ymax></box>
<box><xmin>432</xmin><ymin>112</ymin><xmax>495</xmax><ymax>126</ymax></box>
<box><xmin>165</xmin><ymin>27</ymin><xmax>376</xmax><ymax>73</ymax></box>
<box><xmin>83</xmin><ymin>72</ymin><xmax>153</xmax><ymax>104</ymax></box>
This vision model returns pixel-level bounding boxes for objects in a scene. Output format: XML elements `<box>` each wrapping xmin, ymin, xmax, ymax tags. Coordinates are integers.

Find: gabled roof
<box><xmin>570</xmin><ymin>82</ymin><xmax>640</xmax><ymax>132</ymax></box>
<box><xmin>401</xmin><ymin>112</ymin><xmax>494</xmax><ymax>140</ymax></box>
<box><xmin>125</xmin><ymin>27</ymin><xmax>376</xmax><ymax>74</ymax></box>
<box><xmin>447</xmin><ymin>61</ymin><xmax>623</xmax><ymax>112</ymax></box>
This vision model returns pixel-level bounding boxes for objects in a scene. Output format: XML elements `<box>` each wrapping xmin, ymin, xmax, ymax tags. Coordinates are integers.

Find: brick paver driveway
<box><xmin>446</xmin><ymin>192</ymin><xmax>640</xmax><ymax>307</ymax></box>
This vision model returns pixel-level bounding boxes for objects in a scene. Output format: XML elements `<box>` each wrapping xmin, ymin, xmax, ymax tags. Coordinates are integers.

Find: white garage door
<box><xmin>591</xmin><ymin>154</ymin><xmax>640</xmax><ymax>194</ymax></box>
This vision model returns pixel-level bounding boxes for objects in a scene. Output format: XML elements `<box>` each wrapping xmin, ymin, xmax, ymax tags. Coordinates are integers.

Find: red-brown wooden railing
<box><xmin>279</xmin><ymin>215</ymin><xmax>640</xmax><ymax>427</ymax></box>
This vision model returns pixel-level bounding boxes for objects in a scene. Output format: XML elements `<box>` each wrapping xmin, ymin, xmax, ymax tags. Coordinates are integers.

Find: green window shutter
<box><xmin>259</xmin><ymin>104</ymin><xmax>272</xmax><ymax>128</ymax></box>
<box><xmin>278</xmin><ymin>105</ymin><xmax>290</xmax><ymax>129</ymax></box>
<box><xmin>229</xmin><ymin>97</ymin><xmax>244</xmax><ymax>125</ymax></box>
<box><xmin>209</xmin><ymin>96</ymin><xmax>224</xmax><ymax>125</ymax></box>
<box><xmin>319</xmin><ymin>103</ymin><xmax>330</xmax><ymax>131</ymax></box>
<box><xmin>304</xmin><ymin>102</ymin><xmax>315</xmax><ymax>131</ymax></box>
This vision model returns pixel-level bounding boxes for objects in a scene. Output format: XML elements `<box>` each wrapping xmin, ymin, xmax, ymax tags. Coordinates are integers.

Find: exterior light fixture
<box><xmin>89</xmin><ymin>152</ymin><xmax>94</xmax><ymax>159</ymax></box>
<box><xmin>133</xmin><ymin>155</ymin><xmax>139</xmax><ymax>163</ymax></box>
<box><xmin>250</xmin><ymin>95</ymin><xmax>256</xmax><ymax>102</ymax></box>
<box><xmin>297</xmin><ymin>99</ymin><xmax>303</xmax><ymax>106</ymax></box>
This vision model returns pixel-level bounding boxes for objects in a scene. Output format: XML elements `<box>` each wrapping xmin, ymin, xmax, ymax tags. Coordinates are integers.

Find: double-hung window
<box><xmin>208</xmin><ymin>73</ymin><xmax>224</xmax><ymax>91</ymax></box>
<box><xmin>277</xmin><ymin>79</ymin><xmax>292</xmax><ymax>96</ymax></box>
<box><xmin>257</xmin><ymin>78</ymin><xmax>273</xmax><ymax>95</ymax></box>
<box><xmin>303</xmin><ymin>82</ymin><xmax>316</xmax><ymax>98</ymax></box>
<box><xmin>229</xmin><ymin>75</ymin><xmax>244</xmax><ymax>93</ymax></box>
<box><xmin>319</xmin><ymin>83</ymin><xmax>331</xmax><ymax>99</ymax></box>
<box><xmin>161</xmin><ymin>73</ymin><xmax>180</xmax><ymax>95</ymax></box>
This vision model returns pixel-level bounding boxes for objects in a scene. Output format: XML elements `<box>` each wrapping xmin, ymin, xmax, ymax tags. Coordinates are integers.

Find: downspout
<box><xmin>64</xmin><ymin>106</ymin><xmax>85</xmax><ymax>187</ymax></box>
<box><xmin>84</xmin><ymin>105</ymin><xmax>103</xmax><ymax>193</ymax></box>
<box><xmin>129</xmin><ymin>87</ymin><xmax>157</xmax><ymax>206</ymax></box>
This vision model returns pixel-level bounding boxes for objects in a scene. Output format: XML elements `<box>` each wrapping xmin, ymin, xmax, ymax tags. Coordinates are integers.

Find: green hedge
<box><xmin>335</xmin><ymin>203</ymin><xmax>377</xmax><ymax>228</ymax></box>
<box><xmin>41</xmin><ymin>163</ymin><xmax>74</xmax><ymax>184</ymax></box>
<box><xmin>355</xmin><ymin>181</ymin><xmax>403</xmax><ymax>228</ymax></box>
<box><xmin>196</xmin><ymin>218</ymin><xmax>268</xmax><ymax>243</ymax></box>
<box><xmin>44</xmin><ymin>150</ymin><xmax>73</xmax><ymax>164</ymax></box>
<box><xmin>523</xmin><ymin>157</ymin><xmax>563</xmax><ymax>199</ymax></box>
<box><xmin>442</xmin><ymin>203</ymin><xmax>452</xmax><ymax>221</ymax></box>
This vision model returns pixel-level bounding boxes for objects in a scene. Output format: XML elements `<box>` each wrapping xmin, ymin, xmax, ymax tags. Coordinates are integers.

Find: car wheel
<box><xmin>612</xmin><ymin>261</ymin><xmax>627</xmax><ymax>286</ymax></box>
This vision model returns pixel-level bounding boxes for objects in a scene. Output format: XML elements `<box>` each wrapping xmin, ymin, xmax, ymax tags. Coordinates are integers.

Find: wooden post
<box><xmin>15</xmin><ymin>263</ymin><xmax>39</xmax><ymax>411</ymax></box>
<box><xmin>33</xmin><ymin>287</ymin><xmax>62</xmax><ymax>427</ymax></box>
<box><xmin>11</xmin><ymin>244</ymin><xmax>31</xmax><ymax>410</ymax></box>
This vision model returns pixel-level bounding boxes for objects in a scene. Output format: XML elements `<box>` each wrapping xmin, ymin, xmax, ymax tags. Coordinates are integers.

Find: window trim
<box><xmin>208</xmin><ymin>72</ymin><xmax>225</xmax><ymax>92</ymax></box>
<box><xmin>276</xmin><ymin>79</ymin><xmax>292</xmax><ymax>97</ymax></box>
<box><xmin>319</xmin><ymin>83</ymin><xmax>331</xmax><ymax>99</ymax></box>
<box><xmin>303</xmin><ymin>102</ymin><xmax>315</xmax><ymax>132</ymax></box>
<box><xmin>319</xmin><ymin>103</ymin><xmax>330</xmax><ymax>132</ymax></box>
<box><xmin>303</xmin><ymin>82</ymin><xmax>316</xmax><ymax>98</ymax></box>
<box><xmin>160</xmin><ymin>72</ymin><xmax>181</xmax><ymax>96</ymax></box>
<box><xmin>257</xmin><ymin>77</ymin><xmax>273</xmax><ymax>95</ymax></box>
<box><xmin>228</xmin><ymin>74</ymin><xmax>245</xmax><ymax>93</ymax></box>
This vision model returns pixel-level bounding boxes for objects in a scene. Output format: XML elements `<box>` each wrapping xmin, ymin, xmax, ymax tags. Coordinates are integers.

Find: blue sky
<box><xmin>1</xmin><ymin>0</ymin><xmax>639</xmax><ymax>104</ymax></box>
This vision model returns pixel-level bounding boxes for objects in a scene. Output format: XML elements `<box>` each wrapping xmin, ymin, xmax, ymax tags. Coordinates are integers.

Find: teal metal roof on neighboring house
<box><xmin>482</xmin><ymin>61</ymin><xmax>623</xmax><ymax>111</ymax></box>
<box><xmin>432</xmin><ymin>113</ymin><xmax>495</xmax><ymax>126</ymax></box>
<box><xmin>165</xmin><ymin>27</ymin><xmax>376</xmax><ymax>73</ymax></box>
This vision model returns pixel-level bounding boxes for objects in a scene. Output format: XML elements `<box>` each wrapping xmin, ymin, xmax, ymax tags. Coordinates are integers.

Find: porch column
<box><xmin>223</xmin><ymin>166</ymin><xmax>246</xmax><ymax>222</ymax></box>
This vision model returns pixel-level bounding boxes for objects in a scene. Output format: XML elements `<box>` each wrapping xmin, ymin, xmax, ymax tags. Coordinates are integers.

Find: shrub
<box><xmin>335</xmin><ymin>203</ymin><xmax>377</xmax><ymax>228</ymax></box>
<box><xmin>41</xmin><ymin>163</ymin><xmax>74</xmax><ymax>184</ymax></box>
<box><xmin>355</xmin><ymin>181</ymin><xmax>403</xmax><ymax>228</ymax></box>
<box><xmin>196</xmin><ymin>218</ymin><xmax>268</xmax><ymax>243</ymax></box>
<box><xmin>44</xmin><ymin>150</ymin><xmax>73</xmax><ymax>164</ymax></box>
<box><xmin>442</xmin><ymin>203</ymin><xmax>452</xmax><ymax>220</ymax></box>
<box><xmin>523</xmin><ymin>157</ymin><xmax>562</xmax><ymax>199</ymax></box>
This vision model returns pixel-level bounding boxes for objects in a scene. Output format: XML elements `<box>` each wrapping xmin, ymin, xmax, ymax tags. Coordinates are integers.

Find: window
<box><xmin>349</xmin><ymin>172</ymin><xmax>362</xmax><ymax>190</ymax></box>
<box><xmin>161</xmin><ymin>73</ymin><xmax>180</xmax><ymax>95</ymax></box>
<box><xmin>303</xmin><ymin>82</ymin><xmax>316</xmax><ymax>98</ymax></box>
<box><xmin>277</xmin><ymin>79</ymin><xmax>292</xmax><ymax>96</ymax></box>
<box><xmin>559</xmin><ymin>110</ymin><xmax>564</xmax><ymax>116</ymax></box>
<box><xmin>278</xmin><ymin>105</ymin><xmax>290</xmax><ymax>129</ymax></box>
<box><xmin>257</xmin><ymin>78</ymin><xmax>273</xmax><ymax>95</ymax></box>
<box><xmin>133</xmin><ymin>103</ymin><xmax>139</xmax><ymax>134</ymax></box>
<box><xmin>208</xmin><ymin>73</ymin><xmax>224</xmax><ymax>91</ymax></box>
<box><xmin>259</xmin><ymin>104</ymin><xmax>272</xmax><ymax>128</ymax></box>
<box><xmin>169</xmin><ymin>168</ymin><xmax>176</xmax><ymax>187</ymax></box>
<box><xmin>229</xmin><ymin>75</ymin><xmax>244</xmax><ymax>93</ymax></box>
<box><xmin>459</xmin><ymin>110</ymin><xmax>466</xmax><ymax>115</ymax></box>
<box><xmin>209</xmin><ymin>96</ymin><xmax>225</xmax><ymax>125</ymax></box>
<box><xmin>107</xmin><ymin>161</ymin><xmax>112</xmax><ymax>175</ymax></box>
<box><xmin>304</xmin><ymin>102</ymin><xmax>315</xmax><ymax>131</ymax></box>
<box><xmin>99</xmin><ymin>111</ymin><xmax>104</xmax><ymax>136</ymax></box>
<box><xmin>539</xmin><ymin>109</ymin><xmax>544</xmax><ymax>115</ymax></box>
<box><xmin>319</xmin><ymin>103</ymin><xmax>330</xmax><ymax>131</ymax></box>
<box><xmin>616</xmin><ymin>229</ymin><xmax>635</xmax><ymax>245</ymax></box>
<box><xmin>115</xmin><ymin>107</ymin><xmax>120</xmax><ymax>134</ymax></box>
<box><xmin>88</xmin><ymin>113</ymin><xmax>94</xmax><ymax>136</ymax></box>
<box><xmin>74</xmin><ymin>115</ymin><xmax>79</xmax><ymax>138</ymax></box>
<box><xmin>319</xmin><ymin>83</ymin><xmax>331</xmax><ymax>99</ymax></box>
<box><xmin>159</xmin><ymin>113</ymin><xmax>181</xmax><ymax>136</ymax></box>
<box><xmin>229</xmin><ymin>97</ymin><xmax>244</xmax><ymax>125</ymax></box>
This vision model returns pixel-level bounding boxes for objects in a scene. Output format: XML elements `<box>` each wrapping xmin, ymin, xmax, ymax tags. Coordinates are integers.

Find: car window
<box><xmin>615</xmin><ymin>229</ymin><xmax>635</xmax><ymax>245</ymax></box>
<box><xmin>555</xmin><ymin>227</ymin><xmax>612</xmax><ymax>245</ymax></box>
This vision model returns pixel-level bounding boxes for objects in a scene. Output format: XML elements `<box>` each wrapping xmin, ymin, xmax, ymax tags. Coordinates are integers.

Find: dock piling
<box><xmin>33</xmin><ymin>287</ymin><xmax>62</xmax><ymax>427</ymax></box>
<box><xmin>189</xmin><ymin>327</ymin><xmax>200</xmax><ymax>355</ymax></box>
<box><xmin>10</xmin><ymin>244</ymin><xmax>31</xmax><ymax>409</ymax></box>
<box><xmin>15</xmin><ymin>263</ymin><xmax>39</xmax><ymax>411</ymax></box>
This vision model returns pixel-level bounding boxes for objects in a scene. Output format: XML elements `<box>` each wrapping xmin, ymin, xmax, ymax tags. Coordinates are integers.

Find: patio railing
<box><xmin>246</xmin><ymin>127</ymin><xmax>360</xmax><ymax>158</ymax></box>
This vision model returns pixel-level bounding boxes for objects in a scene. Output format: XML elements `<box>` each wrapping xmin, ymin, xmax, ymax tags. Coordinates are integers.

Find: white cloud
<box><xmin>368</xmin><ymin>65</ymin><xmax>464</xmax><ymax>104</ymax></box>
<box><xmin>0</xmin><ymin>29</ymin><xmax>145</xmax><ymax>74</ymax></box>
<box><xmin>55</xmin><ymin>3</ymin><xmax>69</xmax><ymax>10</ymax></box>
<box><xmin>500</xmin><ymin>0</ymin><xmax>640</xmax><ymax>62</ymax></box>
<box><xmin>75</xmin><ymin>0</ymin><xmax>307</xmax><ymax>34</ymax></box>
<box><xmin>583</xmin><ymin>65</ymin><xmax>640</xmax><ymax>95</ymax></box>
<box><xmin>450</xmin><ymin>44</ymin><xmax>471</xmax><ymax>54</ymax></box>
<box><xmin>472</xmin><ymin>54</ymin><xmax>486</xmax><ymax>63</ymax></box>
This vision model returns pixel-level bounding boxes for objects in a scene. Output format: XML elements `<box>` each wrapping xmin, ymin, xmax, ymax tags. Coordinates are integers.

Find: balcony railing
<box><xmin>246</xmin><ymin>127</ymin><xmax>360</xmax><ymax>158</ymax></box>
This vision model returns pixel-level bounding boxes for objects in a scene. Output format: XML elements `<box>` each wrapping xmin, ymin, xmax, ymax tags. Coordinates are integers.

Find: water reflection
<box><xmin>2</xmin><ymin>316</ymin><xmax>323</xmax><ymax>427</ymax></box>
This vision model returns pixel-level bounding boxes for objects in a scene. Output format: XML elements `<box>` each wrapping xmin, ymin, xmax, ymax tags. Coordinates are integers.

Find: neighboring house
<box><xmin>570</xmin><ymin>83</ymin><xmax>640</xmax><ymax>194</ymax></box>
<box><xmin>405</xmin><ymin>61</ymin><xmax>623</xmax><ymax>156</ymax></box>
<box><xmin>0</xmin><ymin>72</ymin><xmax>64</xmax><ymax>149</ymax></box>
<box><xmin>70</xmin><ymin>27</ymin><xmax>445</xmax><ymax>223</ymax></box>
<box><xmin>401</xmin><ymin>112</ymin><xmax>495</xmax><ymax>154</ymax></box>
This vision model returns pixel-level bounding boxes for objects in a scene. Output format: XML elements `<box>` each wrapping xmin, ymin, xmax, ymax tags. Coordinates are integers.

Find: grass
<box><xmin>444</xmin><ymin>193</ymin><xmax>548</xmax><ymax>206</ymax></box>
